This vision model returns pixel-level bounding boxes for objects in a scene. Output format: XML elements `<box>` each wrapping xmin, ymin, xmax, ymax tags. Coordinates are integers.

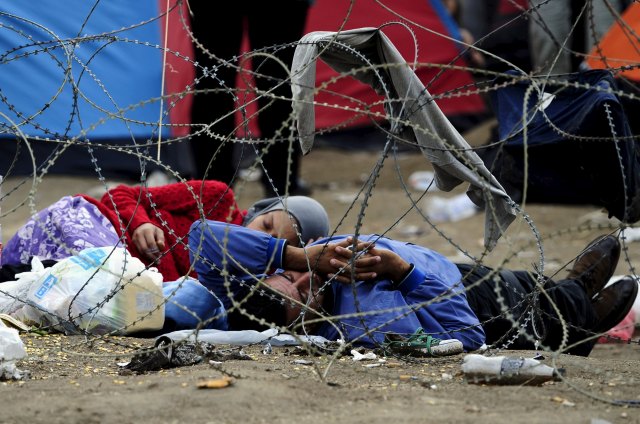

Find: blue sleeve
<box><xmin>399</xmin><ymin>260</ymin><xmax>486</xmax><ymax>351</ymax></box>
<box><xmin>188</xmin><ymin>220</ymin><xmax>287</xmax><ymax>309</ymax></box>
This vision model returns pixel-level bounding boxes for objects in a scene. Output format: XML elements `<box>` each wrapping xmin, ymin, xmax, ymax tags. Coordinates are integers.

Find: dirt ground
<box><xmin>1</xmin><ymin>141</ymin><xmax>640</xmax><ymax>424</ymax></box>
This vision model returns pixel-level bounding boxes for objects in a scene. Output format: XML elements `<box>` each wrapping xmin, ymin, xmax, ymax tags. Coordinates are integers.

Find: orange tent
<box><xmin>586</xmin><ymin>2</ymin><xmax>640</xmax><ymax>81</ymax></box>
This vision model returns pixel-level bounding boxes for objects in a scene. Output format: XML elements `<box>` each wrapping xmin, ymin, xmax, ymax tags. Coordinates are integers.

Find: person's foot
<box><xmin>567</xmin><ymin>235</ymin><xmax>621</xmax><ymax>298</ymax></box>
<box><xmin>591</xmin><ymin>276</ymin><xmax>638</xmax><ymax>334</ymax></box>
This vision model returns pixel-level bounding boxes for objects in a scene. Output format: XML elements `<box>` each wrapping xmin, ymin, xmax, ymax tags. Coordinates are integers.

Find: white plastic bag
<box><xmin>0</xmin><ymin>321</ymin><xmax>29</xmax><ymax>381</ymax></box>
<box><xmin>17</xmin><ymin>247</ymin><xmax>165</xmax><ymax>335</ymax></box>
<box><xmin>0</xmin><ymin>324</ymin><xmax>26</xmax><ymax>362</ymax></box>
<box><xmin>0</xmin><ymin>256</ymin><xmax>47</xmax><ymax>318</ymax></box>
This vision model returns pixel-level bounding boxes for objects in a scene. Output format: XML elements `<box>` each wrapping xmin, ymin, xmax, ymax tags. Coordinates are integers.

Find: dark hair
<box><xmin>228</xmin><ymin>275</ymin><xmax>335</xmax><ymax>331</ymax></box>
<box><xmin>227</xmin><ymin>288</ymin><xmax>287</xmax><ymax>331</ymax></box>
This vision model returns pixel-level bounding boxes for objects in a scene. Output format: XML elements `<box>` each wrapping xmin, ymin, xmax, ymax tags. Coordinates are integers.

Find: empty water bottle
<box><xmin>462</xmin><ymin>353</ymin><xmax>565</xmax><ymax>385</ymax></box>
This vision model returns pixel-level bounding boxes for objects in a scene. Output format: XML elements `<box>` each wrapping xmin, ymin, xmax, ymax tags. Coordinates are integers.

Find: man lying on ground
<box><xmin>188</xmin><ymin>220</ymin><xmax>637</xmax><ymax>356</ymax></box>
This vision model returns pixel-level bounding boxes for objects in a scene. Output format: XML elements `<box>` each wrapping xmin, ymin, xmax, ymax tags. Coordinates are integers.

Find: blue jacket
<box><xmin>189</xmin><ymin>220</ymin><xmax>485</xmax><ymax>350</ymax></box>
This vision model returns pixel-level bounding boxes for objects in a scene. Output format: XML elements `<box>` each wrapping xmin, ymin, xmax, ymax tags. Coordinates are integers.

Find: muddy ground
<box><xmin>1</xmin><ymin>138</ymin><xmax>639</xmax><ymax>424</ymax></box>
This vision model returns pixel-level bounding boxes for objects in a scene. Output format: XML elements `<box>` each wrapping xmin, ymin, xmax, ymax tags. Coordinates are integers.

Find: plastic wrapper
<box><xmin>14</xmin><ymin>247</ymin><xmax>165</xmax><ymax>335</ymax></box>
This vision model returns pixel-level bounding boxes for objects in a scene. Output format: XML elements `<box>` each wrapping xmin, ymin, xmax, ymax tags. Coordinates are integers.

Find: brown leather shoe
<box><xmin>591</xmin><ymin>277</ymin><xmax>638</xmax><ymax>334</ymax></box>
<box><xmin>567</xmin><ymin>235</ymin><xmax>621</xmax><ymax>298</ymax></box>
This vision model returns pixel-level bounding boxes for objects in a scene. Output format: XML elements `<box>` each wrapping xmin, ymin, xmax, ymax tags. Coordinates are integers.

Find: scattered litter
<box><xmin>551</xmin><ymin>396</ymin><xmax>574</xmax><ymax>405</ymax></box>
<box><xmin>292</xmin><ymin>359</ymin><xmax>313</xmax><ymax>366</ymax></box>
<box><xmin>0</xmin><ymin>314</ymin><xmax>30</xmax><ymax>332</ymax></box>
<box><xmin>423</xmin><ymin>193</ymin><xmax>480</xmax><ymax>223</ymax></box>
<box><xmin>120</xmin><ymin>339</ymin><xmax>251</xmax><ymax>373</ymax></box>
<box><xmin>396</xmin><ymin>225</ymin><xmax>426</xmax><ymax>238</ymax></box>
<box><xmin>262</xmin><ymin>343</ymin><xmax>273</xmax><ymax>355</ymax></box>
<box><xmin>351</xmin><ymin>349</ymin><xmax>377</xmax><ymax>361</ymax></box>
<box><xmin>197</xmin><ymin>376</ymin><xmax>233</xmax><ymax>389</ymax></box>
<box><xmin>577</xmin><ymin>209</ymin><xmax>618</xmax><ymax>226</ymax></box>
<box><xmin>0</xmin><ymin>323</ymin><xmax>29</xmax><ymax>381</ymax></box>
<box><xmin>408</xmin><ymin>171</ymin><xmax>439</xmax><ymax>192</ymax></box>
<box><xmin>441</xmin><ymin>373</ymin><xmax>453</xmax><ymax>380</ymax></box>
<box><xmin>462</xmin><ymin>354</ymin><xmax>564</xmax><ymax>385</ymax></box>
<box><xmin>363</xmin><ymin>358</ymin><xmax>387</xmax><ymax>368</ymax></box>
<box><xmin>207</xmin><ymin>349</ymin><xmax>252</xmax><ymax>363</ymax></box>
<box><xmin>334</xmin><ymin>193</ymin><xmax>358</xmax><ymax>204</ymax></box>
<box><xmin>622</xmin><ymin>227</ymin><xmax>640</xmax><ymax>242</ymax></box>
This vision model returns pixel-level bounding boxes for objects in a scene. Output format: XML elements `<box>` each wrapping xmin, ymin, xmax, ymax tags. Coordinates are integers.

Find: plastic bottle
<box><xmin>461</xmin><ymin>353</ymin><xmax>565</xmax><ymax>385</ymax></box>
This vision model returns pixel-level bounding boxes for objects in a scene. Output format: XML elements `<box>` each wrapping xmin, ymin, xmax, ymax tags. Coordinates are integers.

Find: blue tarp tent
<box><xmin>0</xmin><ymin>0</ymin><xmax>194</xmax><ymax>178</ymax></box>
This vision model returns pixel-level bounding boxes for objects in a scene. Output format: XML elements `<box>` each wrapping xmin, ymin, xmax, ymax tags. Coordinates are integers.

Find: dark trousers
<box><xmin>189</xmin><ymin>0</ymin><xmax>309</xmax><ymax>195</ymax></box>
<box><xmin>457</xmin><ymin>264</ymin><xmax>598</xmax><ymax>356</ymax></box>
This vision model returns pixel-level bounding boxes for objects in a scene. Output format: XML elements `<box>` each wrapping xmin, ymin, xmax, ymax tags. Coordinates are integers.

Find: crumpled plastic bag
<box><xmin>0</xmin><ymin>322</ymin><xmax>29</xmax><ymax>381</ymax></box>
<box><xmin>0</xmin><ymin>256</ymin><xmax>46</xmax><ymax>317</ymax></box>
<box><xmin>7</xmin><ymin>247</ymin><xmax>165</xmax><ymax>335</ymax></box>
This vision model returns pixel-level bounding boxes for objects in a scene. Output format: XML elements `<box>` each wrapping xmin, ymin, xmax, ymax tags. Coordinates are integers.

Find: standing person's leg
<box><xmin>247</xmin><ymin>0</ymin><xmax>310</xmax><ymax>196</ymax></box>
<box><xmin>188</xmin><ymin>2</ymin><xmax>243</xmax><ymax>182</ymax></box>
<box><xmin>529</xmin><ymin>0</ymin><xmax>573</xmax><ymax>74</ymax></box>
<box><xmin>585</xmin><ymin>0</ymin><xmax>625</xmax><ymax>52</ymax></box>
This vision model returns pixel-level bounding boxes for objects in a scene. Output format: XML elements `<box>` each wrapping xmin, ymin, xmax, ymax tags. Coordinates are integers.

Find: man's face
<box><xmin>246</xmin><ymin>210</ymin><xmax>300</xmax><ymax>246</ymax></box>
<box><xmin>265</xmin><ymin>270</ymin><xmax>325</xmax><ymax>325</ymax></box>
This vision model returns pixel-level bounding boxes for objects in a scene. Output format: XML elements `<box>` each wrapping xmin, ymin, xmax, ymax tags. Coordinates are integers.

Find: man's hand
<box><xmin>327</xmin><ymin>237</ymin><xmax>411</xmax><ymax>284</ymax></box>
<box><xmin>284</xmin><ymin>238</ymin><xmax>373</xmax><ymax>278</ymax></box>
<box><xmin>132</xmin><ymin>223</ymin><xmax>165</xmax><ymax>261</ymax></box>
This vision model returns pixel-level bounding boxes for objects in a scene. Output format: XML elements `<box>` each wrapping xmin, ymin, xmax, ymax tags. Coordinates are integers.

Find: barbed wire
<box><xmin>1</xmin><ymin>0</ymin><xmax>639</xmax><ymax>408</ymax></box>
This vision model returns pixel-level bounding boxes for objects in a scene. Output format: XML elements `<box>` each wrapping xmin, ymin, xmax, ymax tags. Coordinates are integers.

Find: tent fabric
<box><xmin>292</xmin><ymin>28</ymin><xmax>516</xmax><ymax>250</ymax></box>
<box><xmin>0</xmin><ymin>0</ymin><xmax>194</xmax><ymax>177</ymax></box>
<box><xmin>585</xmin><ymin>2</ymin><xmax>640</xmax><ymax>82</ymax></box>
<box><xmin>302</xmin><ymin>0</ymin><xmax>486</xmax><ymax>131</ymax></box>
<box><xmin>234</xmin><ymin>0</ymin><xmax>487</xmax><ymax>138</ymax></box>
<box><xmin>0</xmin><ymin>1</ymin><xmax>164</xmax><ymax>139</ymax></box>
<box><xmin>482</xmin><ymin>70</ymin><xmax>640</xmax><ymax>223</ymax></box>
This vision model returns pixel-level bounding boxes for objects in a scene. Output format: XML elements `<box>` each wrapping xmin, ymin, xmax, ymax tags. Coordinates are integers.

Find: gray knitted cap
<box><xmin>243</xmin><ymin>196</ymin><xmax>330</xmax><ymax>243</ymax></box>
